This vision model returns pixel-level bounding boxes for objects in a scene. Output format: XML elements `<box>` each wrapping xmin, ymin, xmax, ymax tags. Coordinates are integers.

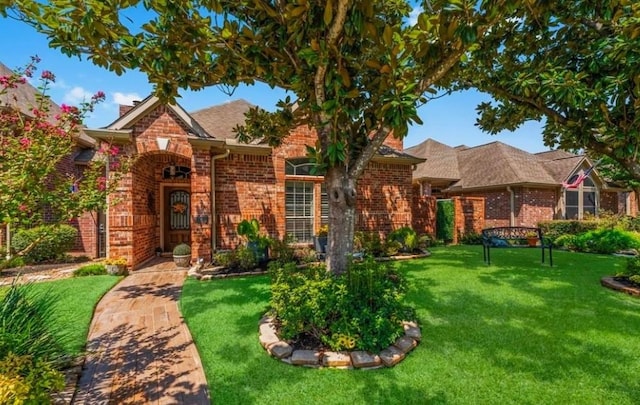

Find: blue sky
<box><xmin>0</xmin><ymin>14</ymin><xmax>550</xmax><ymax>152</ymax></box>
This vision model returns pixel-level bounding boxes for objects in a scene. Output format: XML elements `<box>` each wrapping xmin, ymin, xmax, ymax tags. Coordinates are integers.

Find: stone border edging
<box><xmin>258</xmin><ymin>316</ymin><xmax>421</xmax><ymax>369</ymax></box>
<box><xmin>601</xmin><ymin>276</ymin><xmax>640</xmax><ymax>297</ymax></box>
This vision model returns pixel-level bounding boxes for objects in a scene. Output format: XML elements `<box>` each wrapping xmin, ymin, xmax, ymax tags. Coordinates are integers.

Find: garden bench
<box><xmin>482</xmin><ymin>226</ymin><xmax>552</xmax><ymax>266</ymax></box>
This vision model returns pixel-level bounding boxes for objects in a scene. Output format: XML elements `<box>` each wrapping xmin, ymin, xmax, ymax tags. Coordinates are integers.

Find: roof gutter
<box><xmin>210</xmin><ymin>148</ymin><xmax>230</xmax><ymax>254</ymax></box>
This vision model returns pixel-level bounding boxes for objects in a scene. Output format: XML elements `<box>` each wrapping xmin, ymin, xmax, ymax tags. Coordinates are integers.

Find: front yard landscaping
<box><xmin>181</xmin><ymin>246</ymin><xmax>640</xmax><ymax>404</ymax></box>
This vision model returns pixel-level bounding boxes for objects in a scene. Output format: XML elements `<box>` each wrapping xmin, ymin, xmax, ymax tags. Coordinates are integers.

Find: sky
<box><xmin>0</xmin><ymin>13</ymin><xmax>551</xmax><ymax>153</ymax></box>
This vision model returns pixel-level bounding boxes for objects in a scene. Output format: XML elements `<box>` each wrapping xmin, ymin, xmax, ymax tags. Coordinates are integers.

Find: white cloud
<box><xmin>63</xmin><ymin>86</ymin><xmax>93</xmax><ymax>104</ymax></box>
<box><xmin>113</xmin><ymin>92</ymin><xmax>142</xmax><ymax>106</ymax></box>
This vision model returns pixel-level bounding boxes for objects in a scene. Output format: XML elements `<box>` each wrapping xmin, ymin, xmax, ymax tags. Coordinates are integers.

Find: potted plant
<box><xmin>313</xmin><ymin>225</ymin><xmax>329</xmax><ymax>259</ymax></box>
<box><xmin>104</xmin><ymin>256</ymin><xmax>128</xmax><ymax>275</ymax></box>
<box><xmin>155</xmin><ymin>247</ymin><xmax>163</xmax><ymax>257</ymax></box>
<box><xmin>237</xmin><ymin>219</ymin><xmax>270</xmax><ymax>263</ymax></box>
<box><xmin>173</xmin><ymin>243</ymin><xmax>192</xmax><ymax>267</ymax></box>
<box><xmin>525</xmin><ymin>231</ymin><xmax>539</xmax><ymax>247</ymax></box>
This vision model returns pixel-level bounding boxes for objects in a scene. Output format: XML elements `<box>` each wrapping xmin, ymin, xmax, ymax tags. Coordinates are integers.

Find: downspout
<box><xmin>210</xmin><ymin>149</ymin><xmax>230</xmax><ymax>255</ymax></box>
<box><xmin>506</xmin><ymin>186</ymin><xmax>515</xmax><ymax>226</ymax></box>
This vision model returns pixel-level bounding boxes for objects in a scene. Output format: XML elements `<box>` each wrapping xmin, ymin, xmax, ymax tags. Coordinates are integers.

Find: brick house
<box><xmin>407</xmin><ymin>138</ymin><xmax>636</xmax><ymax>230</ymax></box>
<box><xmin>84</xmin><ymin>96</ymin><xmax>426</xmax><ymax>268</ymax></box>
<box><xmin>0</xmin><ymin>62</ymin><xmax>101</xmax><ymax>257</ymax></box>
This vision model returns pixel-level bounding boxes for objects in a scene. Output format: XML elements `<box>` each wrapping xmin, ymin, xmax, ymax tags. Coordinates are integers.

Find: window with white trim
<box><xmin>285</xmin><ymin>159</ymin><xmax>328</xmax><ymax>242</ymax></box>
<box><xmin>565</xmin><ymin>174</ymin><xmax>598</xmax><ymax>219</ymax></box>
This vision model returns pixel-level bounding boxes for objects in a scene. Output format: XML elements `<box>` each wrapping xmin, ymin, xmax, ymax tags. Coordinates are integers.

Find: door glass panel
<box><xmin>170</xmin><ymin>190</ymin><xmax>190</xmax><ymax>230</ymax></box>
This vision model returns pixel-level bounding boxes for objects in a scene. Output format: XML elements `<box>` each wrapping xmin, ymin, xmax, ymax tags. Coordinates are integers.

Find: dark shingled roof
<box><xmin>408</xmin><ymin>138</ymin><xmax>587</xmax><ymax>190</ymax></box>
<box><xmin>190</xmin><ymin>99</ymin><xmax>254</xmax><ymax>139</ymax></box>
<box><xmin>406</xmin><ymin>138</ymin><xmax>460</xmax><ymax>180</ymax></box>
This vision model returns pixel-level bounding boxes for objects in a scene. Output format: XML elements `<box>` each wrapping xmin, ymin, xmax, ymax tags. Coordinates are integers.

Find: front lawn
<box><xmin>181</xmin><ymin>246</ymin><xmax>640</xmax><ymax>404</ymax></box>
<box><xmin>1</xmin><ymin>275</ymin><xmax>120</xmax><ymax>356</ymax></box>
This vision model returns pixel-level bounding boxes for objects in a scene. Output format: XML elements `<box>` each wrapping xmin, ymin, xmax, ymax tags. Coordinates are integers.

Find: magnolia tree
<box><xmin>3</xmin><ymin>0</ymin><xmax>519</xmax><ymax>273</ymax></box>
<box><xmin>458</xmin><ymin>1</ymin><xmax>640</xmax><ymax>184</ymax></box>
<box><xmin>0</xmin><ymin>58</ymin><xmax>129</xmax><ymax>256</ymax></box>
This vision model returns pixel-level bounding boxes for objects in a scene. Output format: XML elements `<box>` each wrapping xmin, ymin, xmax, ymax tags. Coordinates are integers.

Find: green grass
<box><xmin>1</xmin><ymin>276</ymin><xmax>120</xmax><ymax>357</ymax></box>
<box><xmin>180</xmin><ymin>246</ymin><xmax>640</xmax><ymax>404</ymax></box>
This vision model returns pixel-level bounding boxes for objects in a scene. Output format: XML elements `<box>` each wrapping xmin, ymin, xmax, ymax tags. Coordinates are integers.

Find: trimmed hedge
<box><xmin>538</xmin><ymin>220</ymin><xmax>599</xmax><ymax>243</ymax></box>
<box><xmin>436</xmin><ymin>200</ymin><xmax>454</xmax><ymax>243</ymax></box>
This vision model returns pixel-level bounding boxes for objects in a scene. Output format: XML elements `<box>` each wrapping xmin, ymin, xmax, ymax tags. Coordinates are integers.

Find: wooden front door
<box><xmin>165</xmin><ymin>187</ymin><xmax>191</xmax><ymax>252</ymax></box>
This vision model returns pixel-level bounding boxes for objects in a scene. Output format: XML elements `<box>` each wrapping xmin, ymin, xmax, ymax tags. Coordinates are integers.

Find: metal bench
<box><xmin>482</xmin><ymin>226</ymin><xmax>552</xmax><ymax>266</ymax></box>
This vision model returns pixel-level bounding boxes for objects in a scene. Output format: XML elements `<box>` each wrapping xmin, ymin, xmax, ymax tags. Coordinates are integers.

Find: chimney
<box><xmin>118</xmin><ymin>101</ymin><xmax>140</xmax><ymax>117</ymax></box>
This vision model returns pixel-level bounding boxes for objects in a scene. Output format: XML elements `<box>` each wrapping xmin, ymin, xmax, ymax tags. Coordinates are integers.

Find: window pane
<box><xmin>285</xmin><ymin>181</ymin><xmax>314</xmax><ymax>243</ymax></box>
<box><xmin>565</xmin><ymin>206</ymin><xmax>579</xmax><ymax>220</ymax></box>
<box><xmin>566</xmin><ymin>190</ymin><xmax>579</xmax><ymax>205</ymax></box>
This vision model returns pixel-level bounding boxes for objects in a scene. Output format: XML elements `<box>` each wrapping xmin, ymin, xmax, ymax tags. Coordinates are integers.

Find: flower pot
<box><xmin>105</xmin><ymin>264</ymin><xmax>127</xmax><ymax>276</ymax></box>
<box><xmin>527</xmin><ymin>237</ymin><xmax>538</xmax><ymax>247</ymax></box>
<box><xmin>247</xmin><ymin>241</ymin><xmax>268</xmax><ymax>264</ymax></box>
<box><xmin>173</xmin><ymin>254</ymin><xmax>191</xmax><ymax>268</ymax></box>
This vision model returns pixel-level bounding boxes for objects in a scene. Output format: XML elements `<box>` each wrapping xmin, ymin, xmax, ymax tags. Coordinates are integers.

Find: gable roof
<box><xmin>190</xmin><ymin>99</ymin><xmax>254</xmax><ymax>140</ymax></box>
<box><xmin>408</xmin><ymin>138</ymin><xmax>595</xmax><ymax>191</ymax></box>
<box><xmin>405</xmin><ymin>138</ymin><xmax>459</xmax><ymax>181</ymax></box>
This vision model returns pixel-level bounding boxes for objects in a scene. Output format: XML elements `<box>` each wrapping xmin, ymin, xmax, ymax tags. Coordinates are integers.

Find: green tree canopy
<box><xmin>2</xmin><ymin>0</ymin><xmax>517</xmax><ymax>272</ymax></box>
<box><xmin>461</xmin><ymin>0</ymin><xmax>640</xmax><ymax>181</ymax></box>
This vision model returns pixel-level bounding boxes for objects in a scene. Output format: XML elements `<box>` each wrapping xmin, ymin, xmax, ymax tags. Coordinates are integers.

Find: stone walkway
<box><xmin>73</xmin><ymin>258</ymin><xmax>209</xmax><ymax>404</ymax></box>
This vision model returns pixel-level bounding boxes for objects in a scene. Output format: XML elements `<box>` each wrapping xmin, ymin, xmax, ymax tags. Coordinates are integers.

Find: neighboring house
<box><xmin>84</xmin><ymin>96</ymin><xmax>427</xmax><ymax>268</ymax></box>
<box><xmin>0</xmin><ymin>62</ymin><xmax>101</xmax><ymax>257</ymax></box>
<box><xmin>407</xmin><ymin>138</ymin><xmax>636</xmax><ymax>229</ymax></box>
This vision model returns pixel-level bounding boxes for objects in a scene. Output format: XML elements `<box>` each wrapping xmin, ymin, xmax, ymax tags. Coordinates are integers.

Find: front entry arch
<box><xmin>164</xmin><ymin>187</ymin><xmax>191</xmax><ymax>252</ymax></box>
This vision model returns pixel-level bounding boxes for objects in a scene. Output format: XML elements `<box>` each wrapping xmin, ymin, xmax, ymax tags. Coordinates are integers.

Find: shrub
<box><xmin>269</xmin><ymin>236</ymin><xmax>296</xmax><ymax>266</ymax></box>
<box><xmin>213</xmin><ymin>251</ymin><xmax>234</xmax><ymax>268</ymax></box>
<box><xmin>460</xmin><ymin>232</ymin><xmax>483</xmax><ymax>245</ymax></box>
<box><xmin>235</xmin><ymin>246</ymin><xmax>258</xmax><ymax>271</ymax></box>
<box><xmin>11</xmin><ymin>225</ymin><xmax>78</xmax><ymax>264</ymax></box>
<box><xmin>387</xmin><ymin>226</ymin><xmax>418</xmax><ymax>252</ymax></box>
<box><xmin>574</xmin><ymin>229</ymin><xmax>640</xmax><ymax>254</ymax></box>
<box><xmin>0</xmin><ymin>256</ymin><xmax>25</xmax><ymax>271</ymax></box>
<box><xmin>173</xmin><ymin>243</ymin><xmax>191</xmax><ymax>256</ymax></box>
<box><xmin>73</xmin><ymin>264</ymin><xmax>107</xmax><ymax>277</ymax></box>
<box><xmin>538</xmin><ymin>220</ymin><xmax>599</xmax><ymax>243</ymax></box>
<box><xmin>0</xmin><ymin>282</ymin><xmax>68</xmax><ymax>363</ymax></box>
<box><xmin>269</xmin><ymin>259</ymin><xmax>413</xmax><ymax>352</ymax></box>
<box><xmin>553</xmin><ymin>234</ymin><xmax>578</xmax><ymax>250</ymax></box>
<box><xmin>0</xmin><ymin>353</ymin><xmax>65</xmax><ymax>404</ymax></box>
<box><xmin>353</xmin><ymin>231</ymin><xmax>383</xmax><ymax>257</ymax></box>
<box><xmin>436</xmin><ymin>200</ymin><xmax>454</xmax><ymax>243</ymax></box>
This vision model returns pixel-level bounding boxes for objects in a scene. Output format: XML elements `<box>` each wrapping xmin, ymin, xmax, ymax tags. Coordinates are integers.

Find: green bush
<box><xmin>269</xmin><ymin>259</ymin><xmax>413</xmax><ymax>352</ymax></box>
<box><xmin>353</xmin><ymin>231</ymin><xmax>383</xmax><ymax>257</ymax></box>
<box><xmin>0</xmin><ymin>353</ymin><xmax>65</xmax><ymax>404</ymax></box>
<box><xmin>0</xmin><ymin>256</ymin><xmax>25</xmax><ymax>271</ymax></box>
<box><xmin>387</xmin><ymin>226</ymin><xmax>418</xmax><ymax>252</ymax></box>
<box><xmin>73</xmin><ymin>263</ymin><xmax>107</xmax><ymax>277</ymax></box>
<box><xmin>213</xmin><ymin>247</ymin><xmax>258</xmax><ymax>271</ymax></box>
<box><xmin>11</xmin><ymin>225</ymin><xmax>77</xmax><ymax>264</ymax></box>
<box><xmin>538</xmin><ymin>220</ymin><xmax>599</xmax><ymax>243</ymax></box>
<box><xmin>553</xmin><ymin>234</ymin><xmax>578</xmax><ymax>250</ymax></box>
<box><xmin>0</xmin><ymin>282</ymin><xmax>69</xmax><ymax>363</ymax></box>
<box><xmin>269</xmin><ymin>236</ymin><xmax>295</xmax><ymax>266</ymax></box>
<box><xmin>574</xmin><ymin>229</ymin><xmax>640</xmax><ymax>254</ymax></box>
<box><xmin>460</xmin><ymin>232</ymin><xmax>483</xmax><ymax>245</ymax></box>
<box><xmin>173</xmin><ymin>243</ymin><xmax>191</xmax><ymax>256</ymax></box>
<box><xmin>436</xmin><ymin>200</ymin><xmax>454</xmax><ymax>243</ymax></box>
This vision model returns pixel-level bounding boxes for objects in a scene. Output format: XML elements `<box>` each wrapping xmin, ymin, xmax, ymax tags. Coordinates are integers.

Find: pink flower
<box><xmin>19</xmin><ymin>137</ymin><xmax>31</xmax><ymax>149</ymax></box>
<box><xmin>92</xmin><ymin>91</ymin><xmax>106</xmax><ymax>101</ymax></box>
<box><xmin>109</xmin><ymin>145</ymin><xmax>119</xmax><ymax>156</ymax></box>
<box><xmin>18</xmin><ymin>204</ymin><xmax>28</xmax><ymax>212</ymax></box>
<box><xmin>97</xmin><ymin>176</ymin><xmax>107</xmax><ymax>191</ymax></box>
<box><xmin>60</xmin><ymin>104</ymin><xmax>73</xmax><ymax>114</ymax></box>
<box><xmin>41</xmin><ymin>70</ymin><xmax>55</xmax><ymax>81</ymax></box>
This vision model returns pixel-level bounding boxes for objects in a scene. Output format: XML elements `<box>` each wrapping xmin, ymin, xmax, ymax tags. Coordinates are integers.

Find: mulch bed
<box><xmin>601</xmin><ymin>276</ymin><xmax>640</xmax><ymax>297</ymax></box>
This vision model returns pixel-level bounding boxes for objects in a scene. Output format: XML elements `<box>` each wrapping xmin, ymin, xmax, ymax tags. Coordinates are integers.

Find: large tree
<box><xmin>2</xmin><ymin>0</ymin><xmax>516</xmax><ymax>273</ymax></box>
<box><xmin>460</xmin><ymin>1</ymin><xmax>640</xmax><ymax>183</ymax></box>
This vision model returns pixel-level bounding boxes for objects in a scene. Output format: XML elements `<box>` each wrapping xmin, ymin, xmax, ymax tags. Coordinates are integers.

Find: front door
<box><xmin>165</xmin><ymin>187</ymin><xmax>191</xmax><ymax>252</ymax></box>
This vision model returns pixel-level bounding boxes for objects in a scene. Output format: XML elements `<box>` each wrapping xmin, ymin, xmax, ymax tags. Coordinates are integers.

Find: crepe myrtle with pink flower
<box><xmin>0</xmin><ymin>58</ymin><xmax>131</xmax><ymax>257</ymax></box>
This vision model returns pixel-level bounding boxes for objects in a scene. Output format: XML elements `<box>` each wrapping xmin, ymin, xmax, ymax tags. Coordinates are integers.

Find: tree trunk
<box><xmin>325</xmin><ymin>165</ymin><xmax>357</xmax><ymax>275</ymax></box>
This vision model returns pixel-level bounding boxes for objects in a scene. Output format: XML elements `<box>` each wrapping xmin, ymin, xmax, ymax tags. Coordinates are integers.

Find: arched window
<box><xmin>565</xmin><ymin>172</ymin><xmax>598</xmax><ymax>219</ymax></box>
<box><xmin>163</xmin><ymin>165</ymin><xmax>191</xmax><ymax>179</ymax></box>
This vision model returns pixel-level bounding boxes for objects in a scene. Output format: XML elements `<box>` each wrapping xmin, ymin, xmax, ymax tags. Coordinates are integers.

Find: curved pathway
<box><xmin>74</xmin><ymin>258</ymin><xmax>209</xmax><ymax>404</ymax></box>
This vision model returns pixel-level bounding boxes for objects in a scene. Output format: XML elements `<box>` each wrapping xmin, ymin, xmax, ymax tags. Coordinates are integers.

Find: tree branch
<box><xmin>348</xmin><ymin>125</ymin><xmax>391</xmax><ymax>179</ymax></box>
<box><xmin>482</xmin><ymin>83</ymin><xmax>569</xmax><ymax>125</ymax></box>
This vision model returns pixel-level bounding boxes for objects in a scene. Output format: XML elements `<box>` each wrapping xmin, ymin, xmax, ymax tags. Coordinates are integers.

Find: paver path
<box><xmin>74</xmin><ymin>258</ymin><xmax>209</xmax><ymax>404</ymax></box>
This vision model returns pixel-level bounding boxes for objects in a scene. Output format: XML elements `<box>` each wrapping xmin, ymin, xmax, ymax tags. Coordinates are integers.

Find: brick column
<box><xmin>191</xmin><ymin>150</ymin><xmax>212</xmax><ymax>262</ymax></box>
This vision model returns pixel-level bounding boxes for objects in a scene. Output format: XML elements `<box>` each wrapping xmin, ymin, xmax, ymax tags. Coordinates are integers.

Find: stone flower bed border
<box><xmin>601</xmin><ymin>276</ymin><xmax>640</xmax><ymax>297</ymax></box>
<box><xmin>258</xmin><ymin>316</ymin><xmax>421</xmax><ymax>369</ymax></box>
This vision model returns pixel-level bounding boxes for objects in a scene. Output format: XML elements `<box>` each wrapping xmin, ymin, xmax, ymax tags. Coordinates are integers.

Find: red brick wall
<box><xmin>600</xmin><ymin>191</ymin><xmax>618</xmax><ymax>214</ymax></box>
<box><xmin>517</xmin><ymin>187</ymin><xmax>557</xmax><ymax>226</ymax></box>
<box><xmin>412</xmin><ymin>189</ymin><xmax>436</xmax><ymax>236</ymax></box>
<box><xmin>452</xmin><ymin>196</ymin><xmax>485</xmax><ymax>243</ymax></box>
<box><xmin>357</xmin><ymin>162</ymin><xmax>414</xmax><ymax>235</ymax></box>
